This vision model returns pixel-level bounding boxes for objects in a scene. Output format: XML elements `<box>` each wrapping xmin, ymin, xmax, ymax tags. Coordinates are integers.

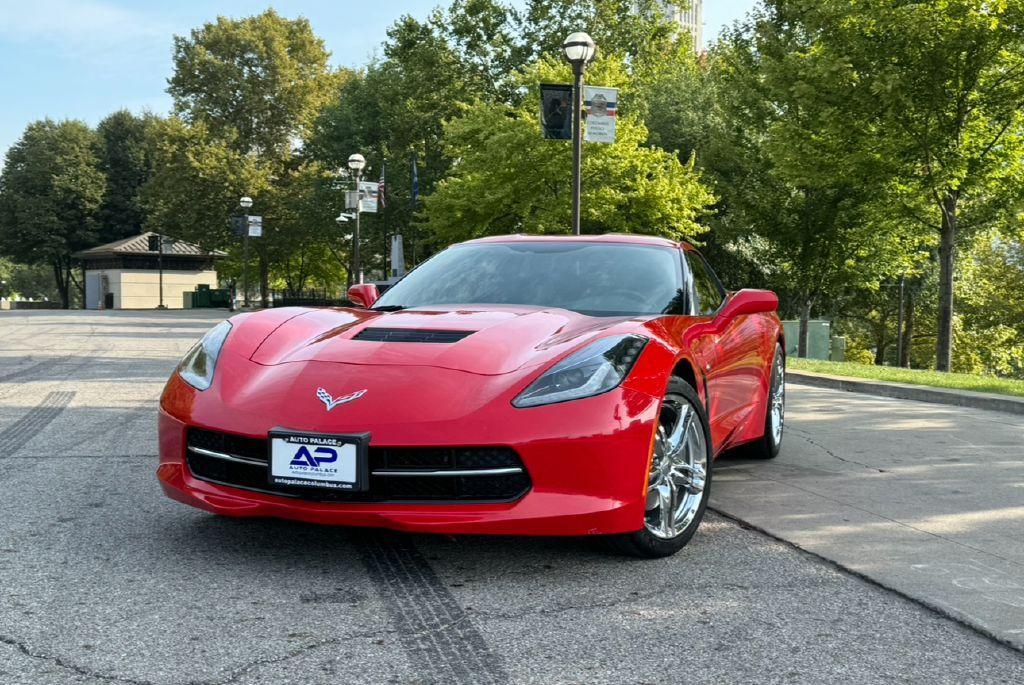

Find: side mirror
<box><xmin>718</xmin><ymin>289</ymin><xmax>778</xmax><ymax>319</ymax></box>
<box><xmin>347</xmin><ymin>283</ymin><xmax>380</xmax><ymax>309</ymax></box>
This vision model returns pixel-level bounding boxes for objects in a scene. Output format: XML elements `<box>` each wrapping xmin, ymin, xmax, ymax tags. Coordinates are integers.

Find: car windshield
<box><xmin>373</xmin><ymin>241</ymin><xmax>685</xmax><ymax>316</ymax></box>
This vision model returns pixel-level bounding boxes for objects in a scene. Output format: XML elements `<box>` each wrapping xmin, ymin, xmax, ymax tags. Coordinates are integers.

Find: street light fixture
<box><xmin>239</xmin><ymin>195</ymin><xmax>253</xmax><ymax>307</ymax></box>
<box><xmin>347</xmin><ymin>153</ymin><xmax>366</xmax><ymax>284</ymax></box>
<box><xmin>562</xmin><ymin>31</ymin><xmax>597</xmax><ymax>236</ymax></box>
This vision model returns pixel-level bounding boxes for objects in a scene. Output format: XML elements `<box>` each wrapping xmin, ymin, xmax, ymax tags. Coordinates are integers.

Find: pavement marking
<box><xmin>0</xmin><ymin>391</ymin><xmax>76</xmax><ymax>457</ymax></box>
<box><xmin>356</xmin><ymin>532</ymin><xmax>510</xmax><ymax>685</ymax></box>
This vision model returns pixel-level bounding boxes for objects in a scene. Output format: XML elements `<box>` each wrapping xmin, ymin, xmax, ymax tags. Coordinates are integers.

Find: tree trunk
<box><xmin>259</xmin><ymin>253</ymin><xmax>269</xmax><ymax>309</ymax></box>
<box><xmin>798</xmin><ymin>298</ymin><xmax>813</xmax><ymax>358</ymax></box>
<box><xmin>936</xmin><ymin>192</ymin><xmax>958</xmax><ymax>372</ymax></box>
<box><xmin>874</xmin><ymin>328</ymin><xmax>887</xmax><ymax>366</ymax></box>
<box><xmin>52</xmin><ymin>260</ymin><xmax>69</xmax><ymax>309</ymax></box>
<box><xmin>900</xmin><ymin>289</ymin><xmax>915</xmax><ymax>368</ymax></box>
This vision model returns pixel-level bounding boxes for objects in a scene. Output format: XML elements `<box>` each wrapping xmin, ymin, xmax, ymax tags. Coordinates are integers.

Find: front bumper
<box><xmin>157</xmin><ymin>361</ymin><xmax>661</xmax><ymax>536</ymax></box>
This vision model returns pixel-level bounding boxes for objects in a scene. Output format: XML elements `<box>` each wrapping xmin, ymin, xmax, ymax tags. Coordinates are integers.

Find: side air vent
<box><xmin>353</xmin><ymin>328</ymin><xmax>474</xmax><ymax>343</ymax></box>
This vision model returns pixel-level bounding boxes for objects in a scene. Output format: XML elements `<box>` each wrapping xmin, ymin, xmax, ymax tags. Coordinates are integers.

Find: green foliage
<box><xmin>143</xmin><ymin>117</ymin><xmax>269</xmax><ymax>252</ymax></box>
<box><xmin>789</xmin><ymin>358</ymin><xmax>1024</xmax><ymax>399</ymax></box>
<box><xmin>95</xmin><ymin>110</ymin><xmax>160</xmax><ymax>244</ymax></box>
<box><xmin>698</xmin><ymin>2</ymin><xmax>927</xmax><ymax>337</ymax></box>
<box><xmin>307</xmin><ymin>0</ymin><xmax>686</xmax><ymax>262</ymax></box>
<box><xmin>801</xmin><ymin>0</ymin><xmax>1024</xmax><ymax>369</ymax></box>
<box><xmin>155</xmin><ymin>9</ymin><xmax>346</xmax><ymax>300</ymax></box>
<box><xmin>0</xmin><ymin>119</ymin><xmax>105</xmax><ymax>307</ymax></box>
<box><xmin>0</xmin><ymin>257</ymin><xmax>59</xmax><ymax>301</ymax></box>
<box><xmin>420</xmin><ymin>56</ymin><xmax>715</xmax><ymax>244</ymax></box>
<box><xmin>168</xmin><ymin>9</ymin><xmax>340</xmax><ymax>160</ymax></box>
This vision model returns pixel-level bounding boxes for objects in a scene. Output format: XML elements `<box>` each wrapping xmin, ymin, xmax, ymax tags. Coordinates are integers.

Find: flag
<box><xmin>378</xmin><ymin>162</ymin><xmax>386</xmax><ymax>209</ymax></box>
<box><xmin>410</xmin><ymin>155</ymin><xmax>419</xmax><ymax>207</ymax></box>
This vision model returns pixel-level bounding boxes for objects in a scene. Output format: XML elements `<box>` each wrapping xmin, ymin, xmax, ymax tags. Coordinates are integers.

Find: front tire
<box><xmin>607</xmin><ymin>377</ymin><xmax>712</xmax><ymax>558</ymax></box>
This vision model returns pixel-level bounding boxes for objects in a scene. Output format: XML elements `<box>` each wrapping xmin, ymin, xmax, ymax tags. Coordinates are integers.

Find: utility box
<box><xmin>781</xmin><ymin>320</ymin><xmax>832</xmax><ymax>360</ymax></box>
<box><xmin>830</xmin><ymin>336</ymin><xmax>847</xmax><ymax>362</ymax></box>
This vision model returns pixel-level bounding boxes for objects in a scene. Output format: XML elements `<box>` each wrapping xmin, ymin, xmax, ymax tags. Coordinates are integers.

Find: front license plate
<box><xmin>268</xmin><ymin>430</ymin><xmax>370</xmax><ymax>491</ymax></box>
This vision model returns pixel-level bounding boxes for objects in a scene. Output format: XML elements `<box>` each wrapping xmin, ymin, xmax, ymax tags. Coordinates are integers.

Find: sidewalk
<box><xmin>712</xmin><ymin>382</ymin><xmax>1024</xmax><ymax>651</ymax></box>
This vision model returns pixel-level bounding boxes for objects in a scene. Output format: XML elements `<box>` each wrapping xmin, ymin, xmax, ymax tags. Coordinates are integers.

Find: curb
<box><xmin>786</xmin><ymin>369</ymin><xmax>1024</xmax><ymax>416</ymax></box>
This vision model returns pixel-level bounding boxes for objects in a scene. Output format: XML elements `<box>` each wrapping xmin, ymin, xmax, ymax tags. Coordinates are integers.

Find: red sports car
<box><xmin>158</xmin><ymin>234</ymin><xmax>784</xmax><ymax>557</ymax></box>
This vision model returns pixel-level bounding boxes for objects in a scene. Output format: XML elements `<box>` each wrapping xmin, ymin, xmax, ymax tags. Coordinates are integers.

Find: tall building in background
<box><xmin>662</xmin><ymin>1</ymin><xmax>703</xmax><ymax>50</ymax></box>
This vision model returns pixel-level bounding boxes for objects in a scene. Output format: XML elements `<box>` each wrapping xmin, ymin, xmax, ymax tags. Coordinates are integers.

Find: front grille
<box><xmin>353</xmin><ymin>328</ymin><xmax>474</xmax><ymax>343</ymax></box>
<box><xmin>185</xmin><ymin>428</ymin><xmax>531</xmax><ymax>503</ymax></box>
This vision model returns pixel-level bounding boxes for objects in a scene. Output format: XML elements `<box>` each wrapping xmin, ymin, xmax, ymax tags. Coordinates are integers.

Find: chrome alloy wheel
<box><xmin>770</xmin><ymin>353</ymin><xmax>785</xmax><ymax>444</ymax></box>
<box><xmin>644</xmin><ymin>396</ymin><xmax>708</xmax><ymax>540</ymax></box>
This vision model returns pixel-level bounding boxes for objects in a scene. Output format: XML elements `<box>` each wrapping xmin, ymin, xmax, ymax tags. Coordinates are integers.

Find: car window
<box><xmin>373</xmin><ymin>242</ymin><xmax>685</xmax><ymax>317</ymax></box>
<box><xmin>685</xmin><ymin>252</ymin><xmax>725</xmax><ymax>315</ymax></box>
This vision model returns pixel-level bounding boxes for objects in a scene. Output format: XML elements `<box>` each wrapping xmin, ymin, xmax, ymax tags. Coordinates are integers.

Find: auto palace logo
<box><xmin>289</xmin><ymin>445</ymin><xmax>339</xmax><ymax>469</ymax></box>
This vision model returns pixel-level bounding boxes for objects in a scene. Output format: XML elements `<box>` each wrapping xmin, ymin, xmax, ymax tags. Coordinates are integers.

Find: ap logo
<box><xmin>289</xmin><ymin>446</ymin><xmax>338</xmax><ymax>468</ymax></box>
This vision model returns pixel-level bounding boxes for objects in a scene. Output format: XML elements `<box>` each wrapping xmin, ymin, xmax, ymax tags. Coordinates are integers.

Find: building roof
<box><xmin>73</xmin><ymin>232</ymin><xmax>227</xmax><ymax>259</ymax></box>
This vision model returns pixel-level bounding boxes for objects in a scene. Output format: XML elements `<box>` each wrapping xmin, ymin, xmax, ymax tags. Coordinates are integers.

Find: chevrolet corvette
<box><xmin>158</xmin><ymin>234</ymin><xmax>784</xmax><ymax>557</ymax></box>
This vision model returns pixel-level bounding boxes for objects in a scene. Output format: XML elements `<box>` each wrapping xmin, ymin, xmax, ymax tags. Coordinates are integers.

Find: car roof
<box><xmin>461</xmin><ymin>233</ymin><xmax>695</xmax><ymax>251</ymax></box>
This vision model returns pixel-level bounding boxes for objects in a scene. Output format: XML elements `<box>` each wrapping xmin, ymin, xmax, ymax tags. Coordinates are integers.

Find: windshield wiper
<box><xmin>370</xmin><ymin>305</ymin><xmax>408</xmax><ymax>312</ymax></box>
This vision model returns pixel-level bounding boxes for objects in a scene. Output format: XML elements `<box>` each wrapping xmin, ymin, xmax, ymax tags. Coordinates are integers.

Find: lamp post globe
<box><xmin>347</xmin><ymin>153</ymin><xmax>366</xmax><ymax>172</ymax></box>
<box><xmin>562</xmin><ymin>31</ymin><xmax>596</xmax><ymax>66</ymax></box>
<box><xmin>239</xmin><ymin>196</ymin><xmax>253</xmax><ymax>210</ymax></box>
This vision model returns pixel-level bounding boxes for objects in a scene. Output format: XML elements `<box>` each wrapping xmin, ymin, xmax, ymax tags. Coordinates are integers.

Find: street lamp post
<box><xmin>562</xmin><ymin>31</ymin><xmax>597</xmax><ymax>236</ymax></box>
<box><xmin>239</xmin><ymin>196</ymin><xmax>253</xmax><ymax>307</ymax></box>
<box><xmin>157</xmin><ymin>234</ymin><xmax>166</xmax><ymax>309</ymax></box>
<box><xmin>347</xmin><ymin>153</ymin><xmax>366</xmax><ymax>284</ymax></box>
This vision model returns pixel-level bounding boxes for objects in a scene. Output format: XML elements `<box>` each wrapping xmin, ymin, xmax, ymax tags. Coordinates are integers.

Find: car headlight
<box><xmin>513</xmin><ymin>335</ymin><xmax>648</xmax><ymax>408</ymax></box>
<box><xmin>177</xmin><ymin>320</ymin><xmax>232</xmax><ymax>391</ymax></box>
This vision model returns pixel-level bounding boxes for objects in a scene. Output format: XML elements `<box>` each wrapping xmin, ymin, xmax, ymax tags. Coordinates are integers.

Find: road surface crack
<box><xmin>789</xmin><ymin>426</ymin><xmax>886</xmax><ymax>472</ymax></box>
<box><xmin>0</xmin><ymin>633</ymin><xmax>152</xmax><ymax>684</ymax></box>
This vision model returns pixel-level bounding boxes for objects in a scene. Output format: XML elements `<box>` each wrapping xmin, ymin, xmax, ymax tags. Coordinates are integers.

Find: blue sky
<box><xmin>0</xmin><ymin>1</ymin><xmax>755</xmax><ymax>162</ymax></box>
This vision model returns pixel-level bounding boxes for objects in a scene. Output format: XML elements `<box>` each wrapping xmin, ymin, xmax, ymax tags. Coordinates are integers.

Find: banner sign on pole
<box><xmin>358</xmin><ymin>181</ymin><xmax>379</xmax><ymax>213</ymax></box>
<box><xmin>230</xmin><ymin>216</ymin><xmax>246</xmax><ymax>237</ymax></box>
<box><xmin>247</xmin><ymin>215</ymin><xmax>263</xmax><ymax>237</ymax></box>
<box><xmin>345</xmin><ymin>190</ymin><xmax>360</xmax><ymax>210</ymax></box>
<box><xmin>539</xmin><ymin>83</ymin><xmax>573</xmax><ymax>140</ymax></box>
<box><xmin>584</xmin><ymin>86</ymin><xmax>618</xmax><ymax>144</ymax></box>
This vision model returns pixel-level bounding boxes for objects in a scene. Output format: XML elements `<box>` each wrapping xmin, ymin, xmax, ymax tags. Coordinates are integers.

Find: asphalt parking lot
<box><xmin>0</xmin><ymin>310</ymin><xmax>1022</xmax><ymax>684</ymax></box>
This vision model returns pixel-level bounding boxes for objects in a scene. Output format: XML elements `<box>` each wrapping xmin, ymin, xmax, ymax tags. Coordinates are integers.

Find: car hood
<box><xmin>248</xmin><ymin>305</ymin><xmax>632</xmax><ymax>376</ymax></box>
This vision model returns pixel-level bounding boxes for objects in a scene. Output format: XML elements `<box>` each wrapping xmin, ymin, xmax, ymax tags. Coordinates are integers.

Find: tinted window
<box><xmin>686</xmin><ymin>252</ymin><xmax>724</xmax><ymax>315</ymax></box>
<box><xmin>374</xmin><ymin>242</ymin><xmax>684</xmax><ymax>316</ymax></box>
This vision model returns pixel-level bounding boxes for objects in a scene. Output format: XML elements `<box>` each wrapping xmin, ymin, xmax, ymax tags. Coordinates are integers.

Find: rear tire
<box><xmin>607</xmin><ymin>377</ymin><xmax>712</xmax><ymax>558</ymax></box>
<box><xmin>746</xmin><ymin>343</ymin><xmax>785</xmax><ymax>460</ymax></box>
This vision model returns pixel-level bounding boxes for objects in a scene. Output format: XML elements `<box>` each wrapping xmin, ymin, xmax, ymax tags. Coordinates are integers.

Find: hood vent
<box><xmin>353</xmin><ymin>328</ymin><xmax>474</xmax><ymax>343</ymax></box>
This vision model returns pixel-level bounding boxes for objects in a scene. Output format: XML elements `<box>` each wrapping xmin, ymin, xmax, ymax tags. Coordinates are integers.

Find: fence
<box><xmin>269</xmin><ymin>290</ymin><xmax>351</xmax><ymax>308</ymax></box>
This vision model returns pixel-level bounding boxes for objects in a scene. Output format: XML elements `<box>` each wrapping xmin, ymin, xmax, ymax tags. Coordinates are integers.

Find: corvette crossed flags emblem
<box><xmin>316</xmin><ymin>387</ymin><xmax>367</xmax><ymax>412</ymax></box>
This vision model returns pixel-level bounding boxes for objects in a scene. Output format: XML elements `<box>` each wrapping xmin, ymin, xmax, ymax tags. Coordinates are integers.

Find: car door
<box><xmin>684</xmin><ymin>250</ymin><xmax>765</xmax><ymax>449</ymax></box>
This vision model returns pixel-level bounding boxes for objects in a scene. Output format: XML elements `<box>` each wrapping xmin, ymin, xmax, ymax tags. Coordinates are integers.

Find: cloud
<box><xmin>0</xmin><ymin>0</ymin><xmax>171</xmax><ymax>65</ymax></box>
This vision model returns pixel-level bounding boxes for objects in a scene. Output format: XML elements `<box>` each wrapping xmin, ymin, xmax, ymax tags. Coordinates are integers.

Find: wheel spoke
<box><xmin>658</xmin><ymin>482</ymin><xmax>675</xmax><ymax>538</ymax></box>
<box><xmin>665</xmin><ymin>404</ymin><xmax>693</xmax><ymax>459</ymax></box>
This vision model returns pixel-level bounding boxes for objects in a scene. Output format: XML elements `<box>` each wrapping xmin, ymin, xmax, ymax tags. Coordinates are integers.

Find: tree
<box><xmin>0</xmin><ymin>120</ymin><xmax>105</xmax><ymax>308</ymax></box>
<box><xmin>168</xmin><ymin>9</ymin><xmax>338</xmax><ymax>159</ymax></box>
<box><xmin>142</xmin><ymin>117</ymin><xmax>270</xmax><ymax>295</ymax></box>
<box><xmin>419</xmin><ymin>57</ymin><xmax>715</xmax><ymax>244</ymax></box>
<box><xmin>308</xmin><ymin>0</ymin><xmax>683</xmax><ymax>266</ymax></box>
<box><xmin>95</xmin><ymin>110</ymin><xmax>159</xmax><ymax>244</ymax></box>
<box><xmin>158</xmin><ymin>9</ymin><xmax>343</xmax><ymax>304</ymax></box>
<box><xmin>696</xmin><ymin>2</ymin><xmax>927</xmax><ymax>356</ymax></box>
<box><xmin>810</xmin><ymin>0</ymin><xmax>1024</xmax><ymax>371</ymax></box>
